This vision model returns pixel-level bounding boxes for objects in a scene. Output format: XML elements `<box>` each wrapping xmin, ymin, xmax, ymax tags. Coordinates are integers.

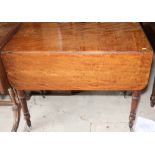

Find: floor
<box><xmin>0</xmin><ymin>58</ymin><xmax>155</xmax><ymax>132</ymax></box>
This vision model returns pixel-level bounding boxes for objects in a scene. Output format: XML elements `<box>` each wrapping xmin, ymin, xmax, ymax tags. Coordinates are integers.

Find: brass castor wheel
<box><xmin>150</xmin><ymin>96</ymin><xmax>155</xmax><ymax>107</ymax></box>
<box><xmin>129</xmin><ymin>113</ymin><xmax>135</xmax><ymax>132</ymax></box>
<box><xmin>129</xmin><ymin>122</ymin><xmax>133</xmax><ymax>132</ymax></box>
<box><xmin>150</xmin><ymin>101</ymin><xmax>155</xmax><ymax>107</ymax></box>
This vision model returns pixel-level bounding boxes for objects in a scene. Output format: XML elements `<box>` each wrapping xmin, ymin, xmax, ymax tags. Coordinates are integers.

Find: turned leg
<box><xmin>8</xmin><ymin>88</ymin><xmax>21</xmax><ymax>132</ymax></box>
<box><xmin>16</xmin><ymin>90</ymin><xmax>31</xmax><ymax>129</ymax></box>
<box><xmin>129</xmin><ymin>90</ymin><xmax>140</xmax><ymax>131</ymax></box>
<box><xmin>150</xmin><ymin>77</ymin><xmax>155</xmax><ymax>107</ymax></box>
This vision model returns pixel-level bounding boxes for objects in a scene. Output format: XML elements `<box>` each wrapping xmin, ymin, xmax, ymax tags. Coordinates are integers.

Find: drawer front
<box><xmin>1</xmin><ymin>52</ymin><xmax>153</xmax><ymax>90</ymax></box>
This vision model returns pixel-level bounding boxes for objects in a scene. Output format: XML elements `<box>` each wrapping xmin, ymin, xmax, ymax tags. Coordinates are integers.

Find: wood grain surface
<box><xmin>0</xmin><ymin>22</ymin><xmax>20</xmax><ymax>94</ymax></box>
<box><xmin>2</xmin><ymin>22</ymin><xmax>152</xmax><ymax>53</ymax></box>
<box><xmin>1</xmin><ymin>22</ymin><xmax>153</xmax><ymax>90</ymax></box>
<box><xmin>0</xmin><ymin>23</ymin><xmax>21</xmax><ymax>50</ymax></box>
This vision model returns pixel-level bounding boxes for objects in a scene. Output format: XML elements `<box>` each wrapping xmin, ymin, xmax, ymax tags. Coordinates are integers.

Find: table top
<box><xmin>2</xmin><ymin>22</ymin><xmax>152</xmax><ymax>54</ymax></box>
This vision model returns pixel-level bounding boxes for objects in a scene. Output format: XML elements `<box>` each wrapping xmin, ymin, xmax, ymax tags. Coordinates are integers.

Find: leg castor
<box><xmin>129</xmin><ymin>90</ymin><xmax>140</xmax><ymax>131</ymax></box>
<box><xmin>150</xmin><ymin>78</ymin><xmax>155</xmax><ymax>107</ymax></box>
<box><xmin>150</xmin><ymin>97</ymin><xmax>155</xmax><ymax>107</ymax></box>
<box><xmin>11</xmin><ymin>104</ymin><xmax>21</xmax><ymax>132</ymax></box>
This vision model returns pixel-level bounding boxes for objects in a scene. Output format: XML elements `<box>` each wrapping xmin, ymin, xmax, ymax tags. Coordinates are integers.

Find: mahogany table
<box><xmin>1</xmin><ymin>22</ymin><xmax>153</xmax><ymax>131</ymax></box>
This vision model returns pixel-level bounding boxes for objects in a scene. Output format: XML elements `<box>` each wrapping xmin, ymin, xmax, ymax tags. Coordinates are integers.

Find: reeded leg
<box><xmin>8</xmin><ymin>88</ymin><xmax>21</xmax><ymax>132</ymax></box>
<box><xmin>16</xmin><ymin>90</ymin><xmax>31</xmax><ymax>129</ymax></box>
<box><xmin>129</xmin><ymin>90</ymin><xmax>140</xmax><ymax>131</ymax></box>
<box><xmin>150</xmin><ymin>78</ymin><xmax>155</xmax><ymax>107</ymax></box>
